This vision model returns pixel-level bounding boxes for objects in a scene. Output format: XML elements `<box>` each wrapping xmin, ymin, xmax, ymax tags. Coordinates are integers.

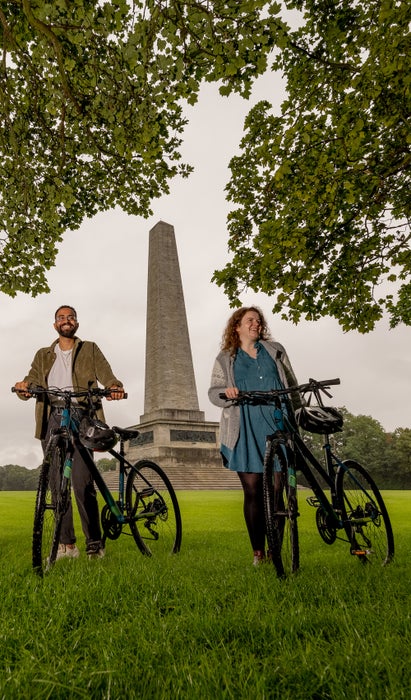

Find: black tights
<box><xmin>238</xmin><ymin>472</ymin><xmax>266</xmax><ymax>552</ymax></box>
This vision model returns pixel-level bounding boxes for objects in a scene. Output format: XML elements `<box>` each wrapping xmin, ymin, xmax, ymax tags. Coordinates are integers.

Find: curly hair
<box><xmin>221</xmin><ymin>306</ymin><xmax>271</xmax><ymax>356</ymax></box>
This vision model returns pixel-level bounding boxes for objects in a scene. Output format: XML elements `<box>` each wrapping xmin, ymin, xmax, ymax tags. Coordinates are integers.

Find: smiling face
<box><xmin>54</xmin><ymin>306</ymin><xmax>79</xmax><ymax>338</ymax></box>
<box><xmin>236</xmin><ymin>309</ymin><xmax>262</xmax><ymax>347</ymax></box>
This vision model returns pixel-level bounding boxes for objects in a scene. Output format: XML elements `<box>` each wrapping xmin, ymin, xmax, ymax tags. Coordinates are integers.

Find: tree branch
<box><xmin>21</xmin><ymin>0</ymin><xmax>83</xmax><ymax>114</ymax></box>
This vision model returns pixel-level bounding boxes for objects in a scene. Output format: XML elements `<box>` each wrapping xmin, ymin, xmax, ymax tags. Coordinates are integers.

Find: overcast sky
<box><xmin>1</xmin><ymin>69</ymin><xmax>410</xmax><ymax>469</ymax></box>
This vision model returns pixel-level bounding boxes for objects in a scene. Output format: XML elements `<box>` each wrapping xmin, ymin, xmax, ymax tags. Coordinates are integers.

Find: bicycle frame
<box><xmin>14</xmin><ymin>384</ymin><xmax>182</xmax><ymax>572</ymax></box>
<box><xmin>57</xmin><ymin>406</ymin><xmax>168</xmax><ymax>535</ymax></box>
<box><xmin>55</xmin><ymin>405</ymin><xmax>145</xmax><ymax>526</ymax></box>
<box><xmin>284</xmin><ymin>416</ymin><xmax>343</xmax><ymax>525</ymax></box>
<box><xmin>48</xmin><ymin>405</ymin><xmax>118</xmax><ymax>518</ymax></box>
<box><xmin>277</xmin><ymin>407</ymin><xmax>385</xmax><ymax>539</ymax></box>
<box><xmin>220</xmin><ymin>378</ymin><xmax>394</xmax><ymax>570</ymax></box>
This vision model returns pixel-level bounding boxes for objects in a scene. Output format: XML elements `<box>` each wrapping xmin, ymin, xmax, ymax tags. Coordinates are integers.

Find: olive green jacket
<box><xmin>21</xmin><ymin>337</ymin><xmax>123</xmax><ymax>440</ymax></box>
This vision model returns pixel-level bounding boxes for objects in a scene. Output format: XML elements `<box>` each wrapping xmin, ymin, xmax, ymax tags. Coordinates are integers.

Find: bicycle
<box><xmin>12</xmin><ymin>385</ymin><xmax>182</xmax><ymax>576</ymax></box>
<box><xmin>220</xmin><ymin>378</ymin><xmax>394</xmax><ymax>578</ymax></box>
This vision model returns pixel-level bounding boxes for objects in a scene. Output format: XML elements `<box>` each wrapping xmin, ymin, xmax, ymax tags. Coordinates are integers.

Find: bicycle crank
<box><xmin>315</xmin><ymin>506</ymin><xmax>337</xmax><ymax>544</ymax></box>
<box><xmin>101</xmin><ymin>504</ymin><xmax>122</xmax><ymax>540</ymax></box>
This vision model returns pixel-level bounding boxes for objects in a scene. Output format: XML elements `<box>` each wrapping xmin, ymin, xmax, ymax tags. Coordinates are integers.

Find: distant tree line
<box><xmin>299</xmin><ymin>408</ymin><xmax>411</xmax><ymax>490</ymax></box>
<box><xmin>0</xmin><ymin>458</ymin><xmax>117</xmax><ymax>491</ymax></box>
<box><xmin>0</xmin><ymin>412</ymin><xmax>410</xmax><ymax>490</ymax></box>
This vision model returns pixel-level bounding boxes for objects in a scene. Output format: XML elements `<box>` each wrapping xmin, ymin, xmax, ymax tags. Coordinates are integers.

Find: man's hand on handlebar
<box><xmin>106</xmin><ymin>385</ymin><xmax>125</xmax><ymax>401</ymax></box>
<box><xmin>14</xmin><ymin>381</ymin><xmax>31</xmax><ymax>398</ymax></box>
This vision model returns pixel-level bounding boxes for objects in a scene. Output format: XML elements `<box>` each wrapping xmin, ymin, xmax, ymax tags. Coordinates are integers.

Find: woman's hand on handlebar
<box><xmin>224</xmin><ymin>387</ymin><xmax>239</xmax><ymax>400</ymax></box>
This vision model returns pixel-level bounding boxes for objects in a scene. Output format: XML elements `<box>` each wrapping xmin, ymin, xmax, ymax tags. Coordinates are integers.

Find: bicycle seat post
<box><xmin>116</xmin><ymin>434</ymin><xmax>126</xmax><ymax>470</ymax></box>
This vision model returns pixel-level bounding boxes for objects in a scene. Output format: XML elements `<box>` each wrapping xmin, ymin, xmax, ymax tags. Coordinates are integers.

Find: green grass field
<box><xmin>0</xmin><ymin>490</ymin><xmax>410</xmax><ymax>699</ymax></box>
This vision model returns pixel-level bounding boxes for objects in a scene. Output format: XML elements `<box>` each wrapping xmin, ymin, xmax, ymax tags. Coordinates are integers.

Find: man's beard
<box><xmin>57</xmin><ymin>324</ymin><xmax>78</xmax><ymax>338</ymax></box>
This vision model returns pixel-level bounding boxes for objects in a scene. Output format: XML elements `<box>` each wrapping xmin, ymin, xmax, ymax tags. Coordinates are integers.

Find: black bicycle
<box><xmin>221</xmin><ymin>378</ymin><xmax>394</xmax><ymax>578</ymax></box>
<box><xmin>12</xmin><ymin>385</ymin><xmax>182</xmax><ymax>575</ymax></box>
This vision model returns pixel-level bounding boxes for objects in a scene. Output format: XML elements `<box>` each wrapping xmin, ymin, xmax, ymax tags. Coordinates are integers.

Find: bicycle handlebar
<box><xmin>11</xmin><ymin>386</ymin><xmax>128</xmax><ymax>400</ymax></box>
<box><xmin>218</xmin><ymin>377</ymin><xmax>340</xmax><ymax>402</ymax></box>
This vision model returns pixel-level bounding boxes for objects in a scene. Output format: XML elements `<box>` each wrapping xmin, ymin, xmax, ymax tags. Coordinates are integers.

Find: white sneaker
<box><xmin>88</xmin><ymin>548</ymin><xmax>105</xmax><ymax>560</ymax></box>
<box><xmin>56</xmin><ymin>543</ymin><xmax>80</xmax><ymax>560</ymax></box>
<box><xmin>86</xmin><ymin>541</ymin><xmax>105</xmax><ymax>560</ymax></box>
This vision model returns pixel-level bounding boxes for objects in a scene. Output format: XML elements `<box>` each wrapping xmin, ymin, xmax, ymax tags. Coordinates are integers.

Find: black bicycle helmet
<box><xmin>295</xmin><ymin>406</ymin><xmax>343</xmax><ymax>434</ymax></box>
<box><xmin>79</xmin><ymin>416</ymin><xmax>117</xmax><ymax>451</ymax></box>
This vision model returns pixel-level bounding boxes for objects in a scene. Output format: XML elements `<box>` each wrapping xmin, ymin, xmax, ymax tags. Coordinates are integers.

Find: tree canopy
<box><xmin>0</xmin><ymin>0</ymin><xmax>285</xmax><ymax>296</ymax></box>
<box><xmin>214</xmin><ymin>0</ymin><xmax>411</xmax><ymax>331</ymax></box>
<box><xmin>1</xmin><ymin>1</ymin><xmax>410</xmax><ymax>332</ymax></box>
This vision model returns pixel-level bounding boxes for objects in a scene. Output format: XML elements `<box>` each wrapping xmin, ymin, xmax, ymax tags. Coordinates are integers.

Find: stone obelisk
<box><xmin>140</xmin><ymin>220</ymin><xmax>203</xmax><ymax>423</ymax></box>
<box><xmin>126</xmin><ymin>220</ymin><xmax>238</xmax><ymax>489</ymax></box>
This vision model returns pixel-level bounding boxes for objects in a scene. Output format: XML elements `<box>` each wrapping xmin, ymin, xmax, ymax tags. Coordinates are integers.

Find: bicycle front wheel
<box><xmin>264</xmin><ymin>440</ymin><xmax>299</xmax><ymax>578</ymax></box>
<box><xmin>126</xmin><ymin>460</ymin><xmax>182</xmax><ymax>556</ymax></box>
<box><xmin>32</xmin><ymin>437</ymin><xmax>70</xmax><ymax>575</ymax></box>
<box><xmin>336</xmin><ymin>459</ymin><xmax>394</xmax><ymax>566</ymax></box>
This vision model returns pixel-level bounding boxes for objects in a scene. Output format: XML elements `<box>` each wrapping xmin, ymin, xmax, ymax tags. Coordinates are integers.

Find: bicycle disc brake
<box><xmin>101</xmin><ymin>504</ymin><xmax>122</xmax><ymax>540</ymax></box>
<box><xmin>315</xmin><ymin>506</ymin><xmax>337</xmax><ymax>544</ymax></box>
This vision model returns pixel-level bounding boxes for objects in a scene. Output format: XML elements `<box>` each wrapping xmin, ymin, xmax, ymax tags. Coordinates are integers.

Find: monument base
<box><xmin>124</xmin><ymin>411</ymin><xmax>240</xmax><ymax>489</ymax></box>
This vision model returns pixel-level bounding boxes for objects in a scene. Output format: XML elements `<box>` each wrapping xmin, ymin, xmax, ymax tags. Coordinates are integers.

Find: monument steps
<box><xmin>99</xmin><ymin>463</ymin><xmax>240</xmax><ymax>491</ymax></box>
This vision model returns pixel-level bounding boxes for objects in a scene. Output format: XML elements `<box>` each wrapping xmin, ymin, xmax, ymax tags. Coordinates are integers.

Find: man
<box><xmin>14</xmin><ymin>305</ymin><xmax>125</xmax><ymax>560</ymax></box>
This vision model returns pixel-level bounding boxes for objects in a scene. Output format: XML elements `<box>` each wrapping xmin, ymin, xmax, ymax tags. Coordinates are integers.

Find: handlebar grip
<box><xmin>309</xmin><ymin>378</ymin><xmax>340</xmax><ymax>386</ymax></box>
<box><xmin>104</xmin><ymin>387</ymin><xmax>128</xmax><ymax>399</ymax></box>
<box><xmin>107</xmin><ymin>389</ymin><xmax>127</xmax><ymax>399</ymax></box>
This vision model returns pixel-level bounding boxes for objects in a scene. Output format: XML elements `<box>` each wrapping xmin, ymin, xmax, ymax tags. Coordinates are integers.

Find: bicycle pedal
<box><xmin>140</xmin><ymin>487</ymin><xmax>155</xmax><ymax>498</ymax></box>
<box><xmin>351</xmin><ymin>548</ymin><xmax>371</xmax><ymax>557</ymax></box>
<box><xmin>306</xmin><ymin>496</ymin><xmax>320</xmax><ymax>508</ymax></box>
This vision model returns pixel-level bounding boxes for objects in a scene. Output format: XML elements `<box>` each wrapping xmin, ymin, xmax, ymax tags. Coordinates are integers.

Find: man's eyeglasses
<box><xmin>56</xmin><ymin>315</ymin><xmax>77</xmax><ymax>322</ymax></box>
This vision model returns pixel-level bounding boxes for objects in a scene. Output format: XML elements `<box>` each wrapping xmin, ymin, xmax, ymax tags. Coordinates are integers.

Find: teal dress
<box><xmin>221</xmin><ymin>343</ymin><xmax>286</xmax><ymax>473</ymax></box>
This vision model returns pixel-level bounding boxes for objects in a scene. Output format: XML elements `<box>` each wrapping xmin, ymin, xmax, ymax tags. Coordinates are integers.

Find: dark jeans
<box><xmin>42</xmin><ymin>411</ymin><xmax>102</xmax><ymax>546</ymax></box>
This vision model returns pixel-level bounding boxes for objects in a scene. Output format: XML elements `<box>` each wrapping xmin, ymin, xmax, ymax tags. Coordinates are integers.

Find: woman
<box><xmin>208</xmin><ymin>306</ymin><xmax>300</xmax><ymax>566</ymax></box>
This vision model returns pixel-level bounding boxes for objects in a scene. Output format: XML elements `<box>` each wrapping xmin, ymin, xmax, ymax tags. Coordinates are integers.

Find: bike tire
<box><xmin>32</xmin><ymin>437</ymin><xmax>70</xmax><ymax>575</ymax></box>
<box><xmin>264</xmin><ymin>440</ymin><xmax>299</xmax><ymax>578</ymax></box>
<box><xmin>125</xmin><ymin>460</ymin><xmax>182</xmax><ymax>556</ymax></box>
<box><xmin>336</xmin><ymin>459</ymin><xmax>394</xmax><ymax>566</ymax></box>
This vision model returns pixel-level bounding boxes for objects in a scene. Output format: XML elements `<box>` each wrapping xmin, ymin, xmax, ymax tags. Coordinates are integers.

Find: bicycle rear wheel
<box><xmin>126</xmin><ymin>460</ymin><xmax>182</xmax><ymax>556</ymax></box>
<box><xmin>336</xmin><ymin>459</ymin><xmax>394</xmax><ymax>566</ymax></box>
<box><xmin>264</xmin><ymin>440</ymin><xmax>299</xmax><ymax>578</ymax></box>
<box><xmin>32</xmin><ymin>437</ymin><xmax>70</xmax><ymax>575</ymax></box>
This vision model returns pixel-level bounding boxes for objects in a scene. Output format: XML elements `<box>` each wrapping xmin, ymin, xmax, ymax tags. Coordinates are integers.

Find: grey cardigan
<box><xmin>208</xmin><ymin>340</ymin><xmax>300</xmax><ymax>451</ymax></box>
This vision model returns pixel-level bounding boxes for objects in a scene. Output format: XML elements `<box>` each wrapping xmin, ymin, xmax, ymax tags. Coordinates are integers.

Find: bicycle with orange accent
<box><xmin>221</xmin><ymin>378</ymin><xmax>394</xmax><ymax>578</ymax></box>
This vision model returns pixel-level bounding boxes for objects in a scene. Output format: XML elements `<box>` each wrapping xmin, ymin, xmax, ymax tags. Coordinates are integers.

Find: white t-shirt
<box><xmin>47</xmin><ymin>345</ymin><xmax>73</xmax><ymax>391</ymax></box>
